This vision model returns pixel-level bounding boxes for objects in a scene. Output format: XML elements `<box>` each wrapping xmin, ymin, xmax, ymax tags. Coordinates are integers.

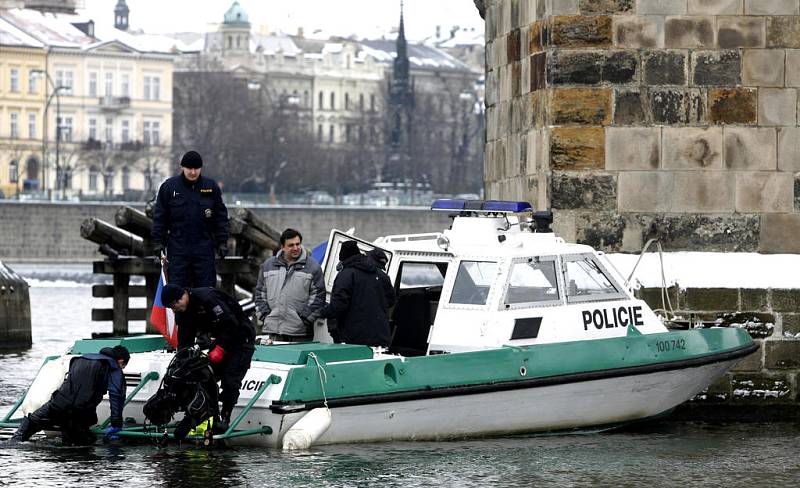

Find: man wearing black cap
<box><xmin>160</xmin><ymin>283</ymin><xmax>255</xmax><ymax>433</ymax></box>
<box><xmin>322</xmin><ymin>241</ymin><xmax>396</xmax><ymax>347</ymax></box>
<box><xmin>152</xmin><ymin>150</ymin><xmax>229</xmax><ymax>288</ymax></box>
<box><xmin>11</xmin><ymin>346</ymin><xmax>130</xmax><ymax>445</ymax></box>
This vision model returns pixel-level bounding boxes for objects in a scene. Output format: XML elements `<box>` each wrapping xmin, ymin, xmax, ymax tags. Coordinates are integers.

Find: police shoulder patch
<box><xmin>213</xmin><ymin>305</ymin><xmax>223</xmax><ymax>316</ymax></box>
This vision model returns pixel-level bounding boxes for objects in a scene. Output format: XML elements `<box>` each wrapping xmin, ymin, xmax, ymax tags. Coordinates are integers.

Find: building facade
<box><xmin>480</xmin><ymin>0</ymin><xmax>800</xmax><ymax>253</ymax></box>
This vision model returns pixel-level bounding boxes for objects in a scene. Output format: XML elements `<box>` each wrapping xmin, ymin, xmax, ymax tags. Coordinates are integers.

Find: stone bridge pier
<box><xmin>479</xmin><ymin>0</ymin><xmax>800</xmax><ymax>253</ymax></box>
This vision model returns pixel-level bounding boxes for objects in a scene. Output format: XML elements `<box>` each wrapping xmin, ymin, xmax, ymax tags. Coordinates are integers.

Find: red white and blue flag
<box><xmin>150</xmin><ymin>267</ymin><xmax>178</xmax><ymax>347</ymax></box>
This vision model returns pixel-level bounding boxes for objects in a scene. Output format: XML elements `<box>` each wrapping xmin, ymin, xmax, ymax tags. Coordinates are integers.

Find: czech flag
<box><xmin>150</xmin><ymin>267</ymin><xmax>178</xmax><ymax>347</ymax></box>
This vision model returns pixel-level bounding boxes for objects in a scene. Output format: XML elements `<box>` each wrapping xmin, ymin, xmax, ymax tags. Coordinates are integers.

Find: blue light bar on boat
<box><xmin>431</xmin><ymin>199</ymin><xmax>533</xmax><ymax>213</ymax></box>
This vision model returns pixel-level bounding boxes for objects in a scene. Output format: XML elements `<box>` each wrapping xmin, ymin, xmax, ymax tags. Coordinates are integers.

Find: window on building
<box><xmin>121</xmin><ymin>73</ymin><xmax>130</xmax><ymax>97</ymax></box>
<box><xmin>345</xmin><ymin>93</ymin><xmax>350</xmax><ymax>110</ymax></box>
<box><xmin>89</xmin><ymin>72</ymin><xmax>98</xmax><ymax>97</ymax></box>
<box><xmin>328</xmin><ymin>124</ymin><xmax>334</xmax><ymax>143</ymax></box>
<box><xmin>121</xmin><ymin>120</ymin><xmax>130</xmax><ymax>143</ymax></box>
<box><xmin>143</xmin><ymin>121</ymin><xmax>151</xmax><ymax>145</ymax></box>
<box><xmin>303</xmin><ymin>90</ymin><xmax>309</xmax><ymax>107</ymax></box>
<box><xmin>318</xmin><ymin>91</ymin><xmax>324</xmax><ymax>109</ymax></box>
<box><xmin>105</xmin><ymin>117</ymin><xmax>113</xmax><ymax>144</ymax></box>
<box><xmin>61</xmin><ymin>116</ymin><xmax>73</xmax><ymax>142</ymax></box>
<box><xmin>88</xmin><ymin>118</ymin><xmax>97</xmax><ymax>140</ymax></box>
<box><xmin>28</xmin><ymin>113</ymin><xmax>36</xmax><ymax>139</ymax></box>
<box><xmin>330</xmin><ymin>92</ymin><xmax>335</xmax><ymax>110</ymax></box>
<box><xmin>26</xmin><ymin>157</ymin><xmax>38</xmax><ymax>183</ymax></box>
<box><xmin>345</xmin><ymin>124</ymin><xmax>351</xmax><ymax>143</ymax></box>
<box><xmin>105</xmin><ymin>72</ymin><xmax>114</xmax><ymax>97</ymax></box>
<box><xmin>9</xmin><ymin>160</ymin><xmax>18</xmax><ymax>184</ymax></box>
<box><xmin>370</xmin><ymin>93</ymin><xmax>376</xmax><ymax>111</ymax></box>
<box><xmin>358</xmin><ymin>125</ymin><xmax>364</xmax><ymax>143</ymax></box>
<box><xmin>10</xmin><ymin>112</ymin><xmax>18</xmax><ymax>138</ymax></box>
<box><xmin>359</xmin><ymin>93</ymin><xmax>364</xmax><ymax>111</ymax></box>
<box><xmin>55</xmin><ymin>69</ymin><xmax>74</xmax><ymax>95</ymax></box>
<box><xmin>10</xmin><ymin>68</ymin><xmax>19</xmax><ymax>92</ymax></box>
<box><xmin>236</xmin><ymin>36</ymin><xmax>241</xmax><ymax>48</ymax></box>
<box><xmin>89</xmin><ymin>165</ymin><xmax>99</xmax><ymax>191</ymax></box>
<box><xmin>122</xmin><ymin>167</ymin><xmax>130</xmax><ymax>191</ymax></box>
<box><xmin>144</xmin><ymin>120</ymin><xmax>160</xmax><ymax>145</ymax></box>
<box><xmin>143</xmin><ymin>76</ymin><xmax>160</xmax><ymax>100</ymax></box>
<box><xmin>28</xmin><ymin>72</ymin><xmax>37</xmax><ymax>94</ymax></box>
<box><xmin>317</xmin><ymin>124</ymin><xmax>323</xmax><ymax>142</ymax></box>
<box><xmin>103</xmin><ymin>168</ymin><xmax>114</xmax><ymax>193</ymax></box>
<box><xmin>227</xmin><ymin>35</ymin><xmax>232</xmax><ymax>48</ymax></box>
<box><xmin>449</xmin><ymin>261</ymin><xmax>498</xmax><ymax>306</ymax></box>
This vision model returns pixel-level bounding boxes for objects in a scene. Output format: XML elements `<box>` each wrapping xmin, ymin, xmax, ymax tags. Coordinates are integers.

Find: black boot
<box><xmin>213</xmin><ymin>408</ymin><xmax>231</xmax><ymax>434</ymax></box>
<box><xmin>10</xmin><ymin>417</ymin><xmax>37</xmax><ymax>443</ymax></box>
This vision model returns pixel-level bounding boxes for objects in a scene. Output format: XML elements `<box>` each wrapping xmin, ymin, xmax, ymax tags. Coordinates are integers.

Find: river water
<box><xmin>1</xmin><ymin>267</ymin><xmax>800</xmax><ymax>487</ymax></box>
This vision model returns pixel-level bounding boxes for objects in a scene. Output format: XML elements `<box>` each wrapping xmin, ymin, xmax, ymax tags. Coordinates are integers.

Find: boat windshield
<box><xmin>564</xmin><ymin>255</ymin><xmax>623</xmax><ymax>302</ymax></box>
<box><xmin>449</xmin><ymin>261</ymin><xmax>498</xmax><ymax>305</ymax></box>
<box><xmin>504</xmin><ymin>258</ymin><xmax>560</xmax><ymax>306</ymax></box>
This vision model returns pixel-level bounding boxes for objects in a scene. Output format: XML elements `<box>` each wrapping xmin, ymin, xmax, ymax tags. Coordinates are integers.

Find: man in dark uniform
<box><xmin>11</xmin><ymin>346</ymin><xmax>130</xmax><ymax>445</ymax></box>
<box><xmin>152</xmin><ymin>150</ymin><xmax>229</xmax><ymax>288</ymax></box>
<box><xmin>161</xmin><ymin>283</ymin><xmax>255</xmax><ymax>433</ymax></box>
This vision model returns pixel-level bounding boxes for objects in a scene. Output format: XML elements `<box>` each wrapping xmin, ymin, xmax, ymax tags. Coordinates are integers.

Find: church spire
<box><xmin>394</xmin><ymin>0</ymin><xmax>410</xmax><ymax>84</ymax></box>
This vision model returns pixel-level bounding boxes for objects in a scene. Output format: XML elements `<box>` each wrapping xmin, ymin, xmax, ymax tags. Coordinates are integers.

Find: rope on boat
<box><xmin>625</xmin><ymin>238</ymin><xmax>676</xmax><ymax>321</ymax></box>
<box><xmin>308</xmin><ymin>352</ymin><xmax>330</xmax><ymax>411</ymax></box>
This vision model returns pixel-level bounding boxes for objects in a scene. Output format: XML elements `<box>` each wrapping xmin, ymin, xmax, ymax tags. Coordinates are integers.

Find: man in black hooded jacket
<box><xmin>322</xmin><ymin>241</ymin><xmax>396</xmax><ymax>347</ymax></box>
<box><xmin>11</xmin><ymin>345</ymin><xmax>130</xmax><ymax>445</ymax></box>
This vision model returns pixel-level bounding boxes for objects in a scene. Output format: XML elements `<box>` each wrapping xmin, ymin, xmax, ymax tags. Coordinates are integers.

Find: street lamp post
<box><xmin>30</xmin><ymin>69</ymin><xmax>66</xmax><ymax>200</ymax></box>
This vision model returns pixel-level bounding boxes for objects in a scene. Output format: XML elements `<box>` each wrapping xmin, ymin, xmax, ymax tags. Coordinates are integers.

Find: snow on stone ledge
<box><xmin>603</xmin><ymin>253</ymin><xmax>800</xmax><ymax>289</ymax></box>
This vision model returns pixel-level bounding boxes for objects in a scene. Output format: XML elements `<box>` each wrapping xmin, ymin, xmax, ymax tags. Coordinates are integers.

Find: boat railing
<box><xmin>624</xmin><ymin>238</ymin><xmax>676</xmax><ymax>321</ymax></box>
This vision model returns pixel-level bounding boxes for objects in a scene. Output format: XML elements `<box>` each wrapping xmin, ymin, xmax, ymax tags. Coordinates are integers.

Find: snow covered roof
<box><xmin>424</xmin><ymin>26</ymin><xmax>485</xmax><ymax>48</ymax></box>
<box><xmin>359</xmin><ymin>39</ymin><xmax>475</xmax><ymax>73</ymax></box>
<box><xmin>91</xmin><ymin>23</ymin><xmax>181</xmax><ymax>54</ymax></box>
<box><xmin>0</xmin><ymin>15</ymin><xmax>44</xmax><ymax>47</ymax></box>
<box><xmin>1</xmin><ymin>8</ymin><xmax>92</xmax><ymax>48</ymax></box>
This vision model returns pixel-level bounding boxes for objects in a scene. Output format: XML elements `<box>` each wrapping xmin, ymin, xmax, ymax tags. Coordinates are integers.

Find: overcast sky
<box><xmin>82</xmin><ymin>0</ymin><xmax>485</xmax><ymax>40</ymax></box>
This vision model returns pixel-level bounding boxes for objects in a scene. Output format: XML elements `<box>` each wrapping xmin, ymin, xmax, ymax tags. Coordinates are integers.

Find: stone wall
<box><xmin>0</xmin><ymin>202</ymin><xmax>452</xmax><ymax>262</ymax></box>
<box><xmin>638</xmin><ymin>286</ymin><xmax>800</xmax><ymax>419</ymax></box>
<box><xmin>482</xmin><ymin>0</ymin><xmax>800</xmax><ymax>252</ymax></box>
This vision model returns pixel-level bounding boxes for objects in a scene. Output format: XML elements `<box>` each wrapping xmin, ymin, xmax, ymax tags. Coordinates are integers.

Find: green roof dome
<box><xmin>223</xmin><ymin>1</ymin><xmax>250</xmax><ymax>25</ymax></box>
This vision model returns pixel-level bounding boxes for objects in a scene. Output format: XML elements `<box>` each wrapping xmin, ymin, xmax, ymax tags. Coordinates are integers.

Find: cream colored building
<box><xmin>0</xmin><ymin>7</ymin><xmax>176</xmax><ymax>199</ymax></box>
<box><xmin>0</xmin><ymin>16</ymin><xmax>46</xmax><ymax>198</ymax></box>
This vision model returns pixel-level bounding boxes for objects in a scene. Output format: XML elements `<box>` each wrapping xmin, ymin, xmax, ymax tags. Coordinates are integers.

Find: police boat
<box><xmin>1</xmin><ymin>199</ymin><xmax>757</xmax><ymax>448</ymax></box>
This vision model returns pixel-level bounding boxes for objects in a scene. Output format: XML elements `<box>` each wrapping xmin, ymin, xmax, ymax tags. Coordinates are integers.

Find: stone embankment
<box><xmin>0</xmin><ymin>261</ymin><xmax>30</xmax><ymax>349</ymax></box>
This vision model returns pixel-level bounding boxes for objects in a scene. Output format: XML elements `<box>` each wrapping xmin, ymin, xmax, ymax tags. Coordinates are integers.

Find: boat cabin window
<box><xmin>449</xmin><ymin>261</ymin><xmax>498</xmax><ymax>306</ymax></box>
<box><xmin>398</xmin><ymin>262</ymin><xmax>447</xmax><ymax>289</ymax></box>
<box><xmin>563</xmin><ymin>255</ymin><xmax>624</xmax><ymax>303</ymax></box>
<box><xmin>504</xmin><ymin>258</ymin><xmax>560</xmax><ymax>307</ymax></box>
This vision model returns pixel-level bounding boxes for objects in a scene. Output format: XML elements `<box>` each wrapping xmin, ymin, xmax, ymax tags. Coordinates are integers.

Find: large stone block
<box><xmin>603</xmin><ymin>50</ymin><xmax>640</xmax><ymax>84</ymax></box>
<box><xmin>580</xmin><ymin>0</ymin><xmax>634</xmax><ymax>14</ymax></box>
<box><xmin>741</xmin><ymin>288</ymin><xmax>770</xmax><ymax>311</ymax></box>
<box><xmin>546</xmin><ymin>0</ymin><xmax>580</xmax><ymax>15</ymax></box>
<box><xmin>547</xmin><ymin>50</ymin><xmax>604</xmax><ymax>85</ymax></box>
<box><xmin>550</xmin><ymin>172</ymin><xmax>617</xmax><ymax>210</ymax></box>
<box><xmin>550</xmin><ymin>87</ymin><xmax>612</xmax><ymax>125</ymax></box>
<box><xmin>605</xmin><ymin>127</ymin><xmax>661</xmax><ymax>170</ymax></box>
<box><xmin>550</xmin><ymin>127</ymin><xmax>606</xmax><ymax>169</ymax></box>
<box><xmin>729</xmin><ymin>372</ymin><xmax>792</xmax><ymax>401</ymax></box>
<box><xmin>551</xmin><ymin>15</ymin><xmax>613</xmax><ymax>47</ymax></box>
<box><xmin>528</xmin><ymin>21</ymin><xmax>544</xmax><ymax>54</ymax></box>
<box><xmin>614</xmin><ymin>89</ymin><xmax>649</xmax><ymax>125</ymax></box>
<box><xmin>643</xmin><ymin>49</ymin><xmax>687</xmax><ymax>85</ymax></box>
<box><xmin>650</xmin><ymin>88</ymin><xmax>706</xmax><ymax>125</ymax></box>
<box><xmin>507</xmin><ymin>28</ymin><xmax>522</xmax><ymax>63</ymax></box>
<box><xmin>684</xmin><ymin>287</ymin><xmax>739</xmax><ymax>311</ymax></box>
<box><xmin>614</xmin><ymin>15</ymin><xmax>664</xmax><ymax>48</ymax></box>
<box><xmin>688</xmin><ymin>0</ymin><xmax>742</xmax><ymax>15</ymax></box>
<box><xmin>717</xmin><ymin>16</ymin><xmax>766</xmax><ymax>48</ymax></box>
<box><xmin>512</xmin><ymin>61</ymin><xmax>522</xmax><ymax>97</ymax></box>
<box><xmin>729</xmin><ymin>343</ymin><xmax>764</xmax><ymax>372</ymax></box>
<box><xmin>772</xmin><ymin>289</ymin><xmax>800</xmax><ymax>312</ymax></box>
<box><xmin>672</xmin><ymin>171</ymin><xmax>735</xmax><ymax>212</ymax></box>
<box><xmin>764</xmin><ymin>340</ymin><xmax>800</xmax><ymax>369</ymax></box>
<box><xmin>735</xmin><ymin>172</ymin><xmax>794</xmax><ymax>213</ymax></box>
<box><xmin>637</xmin><ymin>0</ymin><xmax>688</xmax><ymax>15</ymax></box>
<box><xmin>691</xmin><ymin>50</ymin><xmax>741</xmax><ymax>86</ymax></box>
<box><xmin>665</xmin><ymin>16</ymin><xmax>715</xmax><ymax>48</ymax></box>
<box><xmin>758</xmin><ymin>88</ymin><xmax>798</xmax><ymax>126</ymax></box>
<box><xmin>767</xmin><ymin>16</ymin><xmax>800</xmax><ymax>48</ymax></box>
<box><xmin>796</xmin><ymin>174</ymin><xmax>800</xmax><ymax>211</ymax></box>
<box><xmin>785</xmin><ymin>49</ymin><xmax>800</xmax><ymax>86</ymax></box>
<box><xmin>759</xmin><ymin>214</ymin><xmax>800</xmax><ymax>253</ymax></box>
<box><xmin>618</xmin><ymin>171</ymin><xmax>673</xmax><ymax>212</ymax></box>
<box><xmin>779</xmin><ymin>127</ymin><xmax>800</xmax><ymax>171</ymax></box>
<box><xmin>782</xmin><ymin>313</ymin><xmax>800</xmax><ymax>336</ymax></box>
<box><xmin>662</xmin><ymin>127</ymin><xmax>724</xmax><ymax>169</ymax></box>
<box><xmin>708</xmin><ymin>88</ymin><xmax>757</xmax><ymax>124</ymax></box>
<box><xmin>724</xmin><ymin>127</ymin><xmax>778</xmax><ymax>170</ymax></box>
<box><xmin>745</xmin><ymin>0</ymin><xmax>799</xmax><ymax>15</ymax></box>
<box><xmin>530</xmin><ymin>52</ymin><xmax>547</xmax><ymax>90</ymax></box>
<box><xmin>575</xmin><ymin>212</ymin><xmax>626</xmax><ymax>250</ymax></box>
<box><xmin>637</xmin><ymin>214</ymin><xmax>760</xmax><ymax>251</ymax></box>
<box><xmin>742</xmin><ymin>49</ymin><xmax>786</xmax><ymax>87</ymax></box>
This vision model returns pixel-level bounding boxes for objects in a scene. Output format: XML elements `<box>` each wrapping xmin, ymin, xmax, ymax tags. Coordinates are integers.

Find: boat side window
<box><xmin>564</xmin><ymin>256</ymin><xmax>622</xmax><ymax>302</ymax></box>
<box><xmin>449</xmin><ymin>261</ymin><xmax>498</xmax><ymax>305</ymax></box>
<box><xmin>398</xmin><ymin>262</ymin><xmax>447</xmax><ymax>289</ymax></box>
<box><xmin>504</xmin><ymin>259</ymin><xmax>560</xmax><ymax>306</ymax></box>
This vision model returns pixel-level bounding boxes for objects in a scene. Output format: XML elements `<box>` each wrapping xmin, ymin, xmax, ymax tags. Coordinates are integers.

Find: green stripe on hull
<box><xmin>278</xmin><ymin>328</ymin><xmax>754</xmax><ymax>403</ymax></box>
<box><xmin>251</xmin><ymin>342</ymin><xmax>373</xmax><ymax>364</ymax></box>
<box><xmin>70</xmin><ymin>334</ymin><xmax>167</xmax><ymax>354</ymax></box>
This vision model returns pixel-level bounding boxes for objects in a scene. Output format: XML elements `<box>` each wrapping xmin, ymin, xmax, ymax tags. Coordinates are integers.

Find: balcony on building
<box><xmin>98</xmin><ymin>96</ymin><xmax>131</xmax><ymax>111</ymax></box>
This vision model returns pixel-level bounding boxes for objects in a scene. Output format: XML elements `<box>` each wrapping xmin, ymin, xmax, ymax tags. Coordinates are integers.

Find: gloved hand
<box><xmin>208</xmin><ymin>345</ymin><xmax>226</xmax><ymax>364</ymax></box>
<box><xmin>104</xmin><ymin>425</ymin><xmax>121</xmax><ymax>440</ymax></box>
<box><xmin>152</xmin><ymin>243</ymin><xmax>166</xmax><ymax>264</ymax></box>
<box><xmin>216</xmin><ymin>243</ymin><xmax>228</xmax><ymax>258</ymax></box>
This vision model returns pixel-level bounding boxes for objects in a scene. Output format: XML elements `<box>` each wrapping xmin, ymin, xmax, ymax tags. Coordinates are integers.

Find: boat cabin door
<box><xmin>316</xmin><ymin>230</ymin><xmax>394</xmax><ymax>343</ymax></box>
